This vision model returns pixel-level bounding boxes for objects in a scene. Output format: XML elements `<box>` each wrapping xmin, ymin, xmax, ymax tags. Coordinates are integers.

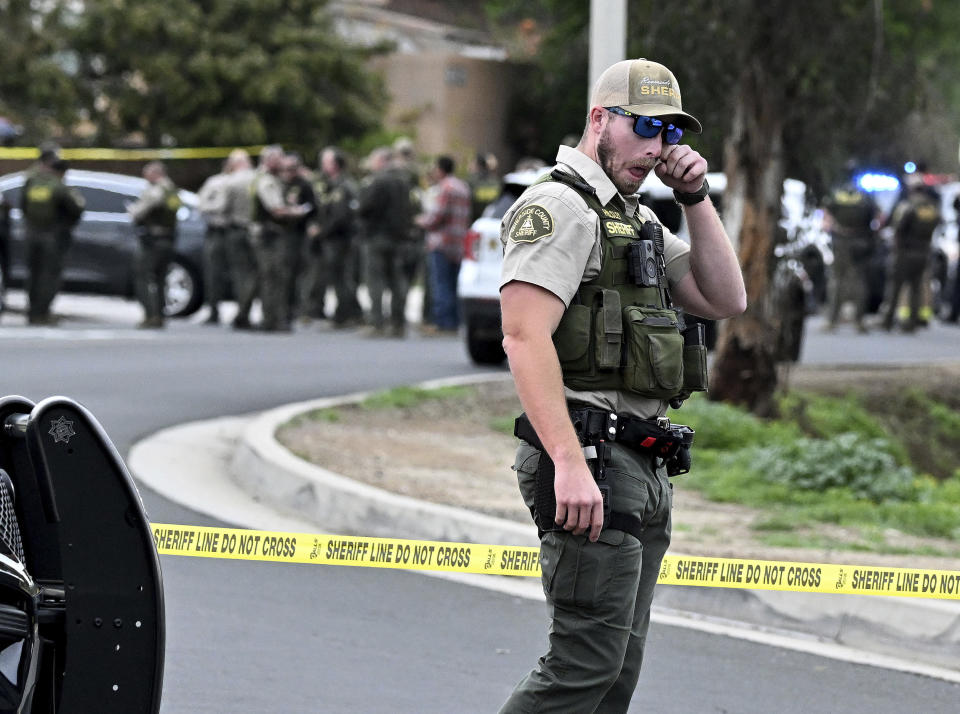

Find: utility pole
<box><xmin>588</xmin><ymin>0</ymin><xmax>627</xmax><ymax>109</ymax></box>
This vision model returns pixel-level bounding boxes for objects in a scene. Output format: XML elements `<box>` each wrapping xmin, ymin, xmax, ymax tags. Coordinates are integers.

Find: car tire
<box><xmin>466</xmin><ymin>324</ymin><xmax>506</xmax><ymax>365</ymax></box>
<box><xmin>164</xmin><ymin>256</ymin><xmax>203</xmax><ymax>318</ymax></box>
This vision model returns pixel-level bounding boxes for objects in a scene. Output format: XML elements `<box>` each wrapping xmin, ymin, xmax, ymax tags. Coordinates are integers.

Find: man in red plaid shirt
<box><xmin>416</xmin><ymin>155</ymin><xmax>472</xmax><ymax>334</ymax></box>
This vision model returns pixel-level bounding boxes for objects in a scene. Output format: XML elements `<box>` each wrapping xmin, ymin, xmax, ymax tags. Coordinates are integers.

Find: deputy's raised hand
<box><xmin>655</xmin><ymin>144</ymin><xmax>708</xmax><ymax>194</ymax></box>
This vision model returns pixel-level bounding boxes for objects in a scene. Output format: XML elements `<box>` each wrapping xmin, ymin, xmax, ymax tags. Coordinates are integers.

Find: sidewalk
<box><xmin>129</xmin><ymin>377</ymin><xmax>960</xmax><ymax>680</ymax></box>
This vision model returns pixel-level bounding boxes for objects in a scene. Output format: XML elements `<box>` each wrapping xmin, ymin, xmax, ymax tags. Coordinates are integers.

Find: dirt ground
<box><xmin>276</xmin><ymin>365</ymin><xmax>960</xmax><ymax>570</ymax></box>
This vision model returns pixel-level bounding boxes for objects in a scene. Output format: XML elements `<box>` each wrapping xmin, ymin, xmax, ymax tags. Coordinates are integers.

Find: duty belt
<box><xmin>514</xmin><ymin>405</ymin><xmax>684</xmax><ymax>461</ymax></box>
<box><xmin>514</xmin><ymin>407</ymin><xmax>692</xmax><ymax>542</ymax></box>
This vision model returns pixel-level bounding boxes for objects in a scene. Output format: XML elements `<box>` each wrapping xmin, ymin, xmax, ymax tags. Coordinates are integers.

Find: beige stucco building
<box><xmin>331</xmin><ymin>1</ymin><xmax>523</xmax><ymax>172</ymax></box>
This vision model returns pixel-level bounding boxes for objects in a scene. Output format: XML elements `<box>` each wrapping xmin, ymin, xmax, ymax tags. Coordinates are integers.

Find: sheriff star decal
<box><xmin>48</xmin><ymin>416</ymin><xmax>76</xmax><ymax>445</ymax></box>
<box><xmin>509</xmin><ymin>204</ymin><xmax>555</xmax><ymax>243</ymax></box>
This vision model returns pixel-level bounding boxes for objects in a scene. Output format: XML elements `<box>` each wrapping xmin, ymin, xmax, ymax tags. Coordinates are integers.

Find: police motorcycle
<box><xmin>772</xmin><ymin>225</ymin><xmax>819</xmax><ymax>363</ymax></box>
<box><xmin>0</xmin><ymin>395</ymin><xmax>164</xmax><ymax>713</ymax></box>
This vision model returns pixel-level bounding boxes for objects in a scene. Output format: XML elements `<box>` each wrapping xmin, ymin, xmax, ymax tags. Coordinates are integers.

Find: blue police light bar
<box><xmin>857</xmin><ymin>172</ymin><xmax>900</xmax><ymax>193</ymax></box>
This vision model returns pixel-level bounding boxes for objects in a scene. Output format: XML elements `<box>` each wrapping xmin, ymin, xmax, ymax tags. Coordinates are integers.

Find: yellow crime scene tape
<box><xmin>150</xmin><ymin>523</ymin><xmax>960</xmax><ymax>601</ymax></box>
<box><xmin>0</xmin><ymin>146</ymin><xmax>264</xmax><ymax>161</ymax></box>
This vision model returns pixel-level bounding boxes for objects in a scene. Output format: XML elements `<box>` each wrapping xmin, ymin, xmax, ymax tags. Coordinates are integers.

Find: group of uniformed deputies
<box><xmin>822</xmin><ymin>166</ymin><xmax>957</xmax><ymax>333</ymax></box>
<box><xmin>7</xmin><ymin>139</ymin><xmax>499</xmax><ymax>332</ymax></box>
<box><xmin>12</xmin><ymin>146</ymin><xmax>183</xmax><ymax>328</ymax></box>
<box><xmin>195</xmin><ymin>140</ymin><xmax>495</xmax><ymax>335</ymax></box>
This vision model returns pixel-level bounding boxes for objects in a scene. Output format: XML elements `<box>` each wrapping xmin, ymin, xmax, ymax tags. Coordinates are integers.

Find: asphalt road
<box><xmin>2</xmin><ymin>295</ymin><xmax>959</xmax><ymax>713</ymax></box>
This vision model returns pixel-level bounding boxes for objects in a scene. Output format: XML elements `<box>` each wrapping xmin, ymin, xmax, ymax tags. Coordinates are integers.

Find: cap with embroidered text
<box><xmin>591</xmin><ymin>58</ymin><xmax>702</xmax><ymax>133</ymax></box>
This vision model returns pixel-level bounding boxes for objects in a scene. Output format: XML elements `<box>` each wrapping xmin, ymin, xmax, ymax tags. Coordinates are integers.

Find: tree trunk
<box><xmin>709</xmin><ymin>57</ymin><xmax>785</xmax><ymax>417</ymax></box>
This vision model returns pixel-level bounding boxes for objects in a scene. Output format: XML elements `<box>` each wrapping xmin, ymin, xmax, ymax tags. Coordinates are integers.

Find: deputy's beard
<box><xmin>597</xmin><ymin>127</ymin><xmax>654</xmax><ymax>196</ymax></box>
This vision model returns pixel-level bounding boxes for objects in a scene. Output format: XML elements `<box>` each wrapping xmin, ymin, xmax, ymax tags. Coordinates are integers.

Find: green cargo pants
<box><xmin>363</xmin><ymin>237</ymin><xmax>415</xmax><ymax>332</ymax></box>
<box><xmin>135</xmin><ymin>234</ymin><xmax>174</xmax><ymax>325</ymax></box>
<box><xmin>203</xmin><ymin>225</ymin><xmax>229</xmax><ymax>316</ymax></box>
<box><xmin>499</xmin><ymin>439</ymin><xmax>672</xmax><ymax>714</ymax></box>
<box><xmin>25</xmin><ymin>228</ymin><xmax>67</xmax><ymax>323</ymax></box>
<box><xmin>226</xmin><ymin>225</ymin><xmax>258</xmax><ymax>326</ymax></box>
<box><xmin>252</xmin><ymin>225</ymin><xmax>292</xmax><ymax>331</ymax></box>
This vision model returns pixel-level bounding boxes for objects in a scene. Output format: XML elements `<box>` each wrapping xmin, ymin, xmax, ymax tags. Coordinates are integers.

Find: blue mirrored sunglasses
<box><xmin>605</xmin><ymin>106</ymin><xmax>684</xmax><ymax>145</ymax></box>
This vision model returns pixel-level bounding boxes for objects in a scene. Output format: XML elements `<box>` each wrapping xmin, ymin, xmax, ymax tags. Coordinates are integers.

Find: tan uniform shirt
<box><xmin>253</xmin><ymin>170</ymin><xmax>285</xmax><ymax>222</ymax></box>
<box><xmin>197</xmin><ymin>172</ymin><xmax>230</xmax><ymax>228</ymax></box>
<box><xmin>128</xmin><ymin>177</ymin><xmax>176</xmax><ymax>224</ymax></box>
<box><xmin>500</xmin><ymin>145</ymin><xmax>692</xmax><ymax>419</ymax></box>
<box><xmin>222</xmin><ymin>168</ymin><xmax>255</xmax><ymax>227</ymax></box>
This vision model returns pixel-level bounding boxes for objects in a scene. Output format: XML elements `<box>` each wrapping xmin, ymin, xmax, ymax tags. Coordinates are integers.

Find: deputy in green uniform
<box><xmin>882</xmin><ymin>181</ymin><xmax>941</xmax><ymax>332</ymax></box>
<box><xmin>250</xmin><ymin>145</ymin><xmax>309</xmax><ymax>332</ymax></box>
<box><xmin>21</xmin><ymin>150</ymin><xmax>84</xmax><ymax>325</ymax></box>
<box><xmin>498</xmin><ymin>58</ymin><xmax>745</xmax><ymax>713</ymax></box>
<box><xmin>306</xmin><ymin>146</ymin><xmax>364</xmax><ymax>327</ymax></box>
<box><xmin>823</xmin><ymin>169</ymin><xmax>878</xmax><ymax>332</ymax></box>
<box><xmin>128</xmin><ymin>161</ymin><xmax>180</xmax><ymax>328</ymax></box>
<box><xmin>357</xmin><ymin>147</ymin><xmax>418</xmax><ymax>338</ymax></box>
<box><xmin>467</xmin><ymin>152</ymin><xmax>501</xmax><ymax>221</ymax></box>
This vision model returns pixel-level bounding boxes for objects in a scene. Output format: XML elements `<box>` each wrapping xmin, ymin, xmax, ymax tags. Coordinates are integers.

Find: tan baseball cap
<box><xmin>590</xmin><ymin>58</ymin><xmax>702</xmax><ymax>133</ymax></box>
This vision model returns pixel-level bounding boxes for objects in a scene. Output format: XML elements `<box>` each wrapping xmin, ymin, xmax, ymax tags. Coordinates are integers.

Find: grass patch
<box><xmin>751</xmin><ymin>513</ymin><xmax>797</xmax><ymax>532</ymax></box>
<box><xmin>360</xmin><ymin>385</ymin><xmax>470</xmax><ymax>410</ymax></box>
<box><xmin>489</xmin><ymin>415</ymin><xmax>517</xmax><ymax>436</ymax></box>
<box><xmin>286</xmin><ymin>408</ymin><xmax>341</xmax><ymax>426</ymax></box>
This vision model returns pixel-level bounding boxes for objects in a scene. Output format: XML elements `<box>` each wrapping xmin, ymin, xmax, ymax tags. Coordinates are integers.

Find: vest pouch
<box><xmin>25</xmin><ymin>182</ymin><xmax>57</xmax><ymax>227</ymax></box>
<box><xmin>594</xmin><ymin>289</ymin><xmax>623</xmax><ymax>369</ymax></box>
<box><xmin>553</xmin><ymin>303</ymin><xmax>592</xmax><ymax>373</ymax></box>
<box><xmin>682</xmin><ymin>343</ymin><xmax>709</xmax><ymax>392</ymax></box>
<box><xmin>622</xmin><ymin>306</ymin><xmax>684</xmax><ymax>398</ymax></box>
<box><xmin>680</xmin><ymin>321</ymin><xmax>709</xmax><ymax>392</ymax></box>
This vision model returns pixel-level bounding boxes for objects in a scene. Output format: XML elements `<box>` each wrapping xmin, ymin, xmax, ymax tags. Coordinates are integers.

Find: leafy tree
<box><xmin>486</xmin><ymin>0</ymin><xmax>591</xmax><ymax>162</ymax></box>
<box><xmin>698</xmin><ymin>0</ymin><xmax>960</xmax><ymax>414</ymax></box>
<box><xmin>487</xmin><ymin>0</ymin><xmax>960</xmax><ymax>414</ymax></box>
<box><xmin>0</xmin><ymin>0</ymin><xmax>81</xmax><ymax>143</ymax></box>
<box><xmin>69</xmin><ymin>0</ymin><xmax>389</xmax><ymax>149</ymax></box>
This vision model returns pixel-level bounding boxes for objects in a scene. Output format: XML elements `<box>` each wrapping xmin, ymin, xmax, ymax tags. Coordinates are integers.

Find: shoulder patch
<box><xmin>509</xmin><ymin>204</ymin><xmax>555</xmax><ymax>243</ymax></box>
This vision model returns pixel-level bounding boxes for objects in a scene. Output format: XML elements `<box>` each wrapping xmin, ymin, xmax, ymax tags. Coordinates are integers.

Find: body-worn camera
<box><xmin>627</xmin><ymin>221</ymin><xmax>665</xmax><ymax>288</ymax></box>
<box><xmin>628</xmin><ymin>240</ymin><xmax>659</xmax><ymax>287</ymax></box>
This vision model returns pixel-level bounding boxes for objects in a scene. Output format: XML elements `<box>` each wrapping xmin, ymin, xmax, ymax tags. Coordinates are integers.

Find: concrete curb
<box><xmin>229</xmin><ymin>374</ymin><xmax>538</xmax><ymax>548</ymax></box>
<box><xmin>223</xmin><ymin>376</ymin><xmax>960</xmax><ymax>675</ymax></box>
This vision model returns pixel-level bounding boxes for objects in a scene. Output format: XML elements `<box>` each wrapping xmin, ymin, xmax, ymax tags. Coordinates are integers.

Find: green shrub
<box><xmin>928</xmin><ymin>401</ymin><xmax>960</xmax><ymax>438</ymax></box>
<box><xmin>753</xmin><ymin>432</ymin><xmax>915</xmax><ymax>503</ymax></box>
<box><xmin>779</xmin><ymin>391</ymin><xmax>889</xmax><ymax>439</ymax></box>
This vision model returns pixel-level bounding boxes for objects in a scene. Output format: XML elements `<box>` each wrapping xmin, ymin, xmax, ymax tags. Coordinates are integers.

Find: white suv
<box><xmin>456</xmin><ymin>167</ymin><xmax>725</xmax><ymax>365</ymax></box>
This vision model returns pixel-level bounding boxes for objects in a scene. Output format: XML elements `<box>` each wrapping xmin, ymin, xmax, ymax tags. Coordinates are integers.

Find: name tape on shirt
<box><xmin>150</xmin><ymin>524</ymin><xmax>960</xmax><ymax>600</ymax></box>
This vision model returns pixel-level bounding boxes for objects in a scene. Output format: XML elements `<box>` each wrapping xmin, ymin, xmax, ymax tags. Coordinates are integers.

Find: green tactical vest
<box><xmin>23</xmin><ymin>173</ymin><xmax>59</xmax><ymax>228</ymax></box>
<box><xmin>828</xmin><ymin>187</ymin><xmax>874</xmax><ymax>232</ymax></box>
<box><xmin>544</xmin><ymin>171</ymin><xmax>708</xmax><ymax>402</ymax></box>
<box><xmin>900</xmin><ymin>197</ymin><xmax>940</xmax><ymax>255</ymax></box>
